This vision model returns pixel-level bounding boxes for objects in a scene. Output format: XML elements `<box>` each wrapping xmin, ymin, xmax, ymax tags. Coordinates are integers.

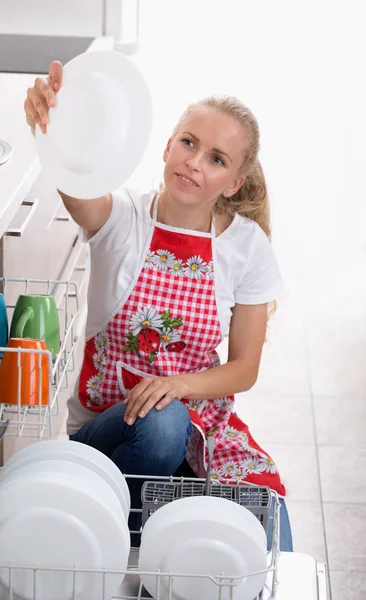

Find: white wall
<box><xmin>128</xmin><ymin>0</ymin><xmax>366</xmax><ymax>301</ymax></box>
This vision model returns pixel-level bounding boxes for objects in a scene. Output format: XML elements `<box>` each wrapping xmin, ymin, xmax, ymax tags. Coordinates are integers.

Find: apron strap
<box><xmin>152</xmin><ymin>192</ymin><xmax>159</xmax><ymax>221</ymax></box>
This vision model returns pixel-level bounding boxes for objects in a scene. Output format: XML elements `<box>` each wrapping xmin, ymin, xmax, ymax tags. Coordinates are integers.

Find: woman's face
<box><xmin>163</xmin><ymin>107</ymin><xmax>247</xmax><ymax>210</ymax></box>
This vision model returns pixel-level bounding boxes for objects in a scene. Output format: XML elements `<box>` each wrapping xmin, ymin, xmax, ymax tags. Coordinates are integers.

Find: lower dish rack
<box><xmin>0</xmin><ymin>277</ymin><xmax>80</xmax><ymax>439</ymax></box>
<box><xmin>0</xmin><ymin>475</ymin><xmax>329</xmax><ymax>600</ymax></box>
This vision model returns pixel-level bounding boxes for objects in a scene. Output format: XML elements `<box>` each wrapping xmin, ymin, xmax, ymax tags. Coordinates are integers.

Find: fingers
<box><xmin>36</xmin><ymin>77</ymin><xmax>57</xmax><ymax>108</ymax></box>
<box><xmin>26</xmin><ymin>87</ymin><xmax>49</xmax><ymax>133</ymax></box>
<box><xmin>24</xmin><ymin>102</ymin><xmax>37</xmax><ymax>128</ymax></box>
<box><xmin>24</xmin><ymin>94</ymin><xmax>45</xmax><ymax>134</ymax></box>
<box><xmin>124</xmin><ymin>382</ymin><xmax>168</xmax><ymax>425</ymax></box>
<box><xmin>135</xmin><ymin>391</ymin><xmax>166</xmax><ymax>420</ymax></box>
<box><xmin>48</xmin><ymin>60</ymin><xmax>63</xmax><ymax>92</ymax></box>
<box><xmin>124</xmin><ymin>395</ymin><xmax>163</xmax><ymax>425</ymax></box>
<box><xmin>24</xmin><ymin>61</ymin><xmax>62</xmax><ymax>136</ymax></box>
<box><xmin>123</xmin><ymin>378</ymin><xmax>149</xmax><ymax>405</ymax></box>
<box><xmin>155</xmin><ymin>392</ymin><xmax>176</xmax><ymax>411</ymax></box>
<box><xmin>25</xmin><ymin>113</ymin><xmax>36</xmax><ymax>136</ymax></box>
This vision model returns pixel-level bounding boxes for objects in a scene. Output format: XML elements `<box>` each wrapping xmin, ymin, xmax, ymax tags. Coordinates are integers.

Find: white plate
<box><xmin>2</xmin><ymin>459</ymin><xmax>125</xmax><ymax>522</ymax></box>
<box><xmin>35</xmin><ymin>50</ymin><xmax>152</xmax><ymax>199</ymax></box>
<box><xmin>139</xmin><ymin>496</ymin><xmax>267</xmax><ymax>600</ymax></box>
<box><xmin>0</xmin><ymin>440</ymin><xmax>130</xmax><ymax>519</ymax></box>
<box><xmin>0</xmin><ymin>472</ymin><xmax>130</xmax><ymax>600</ymax></box>
<box><xmin>141</xmin><ymin>493</ymin><xmax>265</xmax><ymax>546</ymax></box>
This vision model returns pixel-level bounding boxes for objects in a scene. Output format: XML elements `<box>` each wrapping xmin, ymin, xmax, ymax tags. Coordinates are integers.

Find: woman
<box><xmin>25</xmin><ymin>61</ymin><xmax>292</xmax><ymax>550</ymax></box>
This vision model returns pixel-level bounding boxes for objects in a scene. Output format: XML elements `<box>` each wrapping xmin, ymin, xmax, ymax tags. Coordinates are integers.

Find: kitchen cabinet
<box><xmin>0</xmin><ymin>172</ymin><xmax>90</xmax><ymax>464</ymax></box>
<box><xmin>0</xmin><ymin>1</ymin><xmax>104</xmax><ymax>37</ymax></box>
<box><xmin>0</xmin><ymin>35</ymin><xmax>118</xmax><ymax>464</ymax></box>
<box><xmin>0</xmin><ymin>0</ymin><xmax>140</xmax><ymax>44</ymax></box>
<box><xmin>0</xmin><ymin>171</ymin><xmax>79</xmax><ymax>308</ymax></box>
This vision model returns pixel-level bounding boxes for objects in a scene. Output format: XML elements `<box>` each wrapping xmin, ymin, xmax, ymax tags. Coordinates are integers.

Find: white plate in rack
<box><xmin>141</xmin><ymin>493</ymin><xmax>266</xmax><ymax>546</ymax></box>
<box><xmin>139</xmin><ymin>495</ymin><xmax>267</xmax><ymax>600</ymax></box>
<box><xmin>2</xmin><ymin>459</ymin><xmax>125</xmax><ymax>522</ymax></box>
<box><xmin>0</xmin><ymin>470</ymin><xmax>130</xmax><ymax>600</ymax></box>
<box><xmin>0</xmin><ymin>439</ymin><xmax>130</xmax><ymax>519</ymax></box>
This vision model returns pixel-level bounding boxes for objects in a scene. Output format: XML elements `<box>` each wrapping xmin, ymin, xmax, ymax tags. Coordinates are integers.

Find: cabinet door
<box><xmin>0</xmin><ymin>170</ymin><xmax>78</xmax><ymax>309</ymax></box>
<box><xmin>0</xmin><ymin>174</ymin><xmax>90</xmax><ymax>465</ymax></box>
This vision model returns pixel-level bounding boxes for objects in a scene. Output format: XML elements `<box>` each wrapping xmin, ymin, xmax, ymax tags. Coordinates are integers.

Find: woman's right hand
<box><xmin>24</xmin><ymin>61</ymin><xmax>63</xmax><ymax>135</ymax></box>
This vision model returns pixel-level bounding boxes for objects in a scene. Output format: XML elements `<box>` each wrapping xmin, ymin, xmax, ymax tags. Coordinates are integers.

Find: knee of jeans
<box><xmin>141</xmin><ymin>398</ymin><xmax>192</xmax><ymax>450</ymax></box>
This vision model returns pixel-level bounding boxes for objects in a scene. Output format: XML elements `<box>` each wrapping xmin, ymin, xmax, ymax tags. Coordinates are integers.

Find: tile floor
<box><xmin>220</xmin><ymin>290</ymin><xmax>366</xmax><ymax>600</ymax></box>
<box><xmin>53</xmin><ymin>2</ymin><xmax>366</xmax><ymax>598</ymax></box>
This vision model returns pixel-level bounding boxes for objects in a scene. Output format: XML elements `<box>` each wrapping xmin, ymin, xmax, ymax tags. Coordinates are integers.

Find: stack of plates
<box><xmin>0</xmin><ymin>440</ymin><xmax>131</xmax><ymax>600</ymax></box>
<box><xmin>139</xmin><ymin>495</ymin><xmax>268</xmax><ymax>600</ymax></box>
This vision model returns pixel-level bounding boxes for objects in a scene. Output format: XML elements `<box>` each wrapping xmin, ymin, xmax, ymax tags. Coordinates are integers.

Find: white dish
<box><xmin>35</xmin><ymin>50</ymin><xmax>152</xmax><ymax>199</ymax></box>
<box><xmin>0</xmin><ymin>439</ymin><xmax>130</xmax><ymax>519</ymax></box>
<box><xmin>141</xmin><ymin>493</ymin><xmax>265</xmax><ymax>546</ymax></box>
<box><xmin>139</xmin><ymin>496</ymin><xmax>267</xmax><ymax>600</ymax></box>
<box><xmin>2</xmin><ymin>459</ymin><xmax>125</xmax><ymax>522</ymax></box>
<box><xmin>0</xmin><ymin>471</ymin><xmax>130</xmax><ymax>600</ymax></box>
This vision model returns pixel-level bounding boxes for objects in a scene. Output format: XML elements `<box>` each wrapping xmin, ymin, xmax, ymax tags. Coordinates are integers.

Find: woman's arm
<box><xmin>180</xmin><ymin>302</ymin><xmax>268</xmax><ymax>400</ymax></box>
<box><xmin>58</xmin><ymin>191</ymin><xmax>113</xmax><ymax>237</ymax></box>
<box><xmin>123</xmin><ymin>303</ymin><xmax>268</xmax><ymax>424</ymax></box>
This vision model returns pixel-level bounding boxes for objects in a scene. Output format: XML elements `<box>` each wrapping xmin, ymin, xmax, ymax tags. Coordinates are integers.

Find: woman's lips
<box><xmin>175</xmin><ymin>173</ymin><xmax>199</xmax><ymax>187</ymax></box>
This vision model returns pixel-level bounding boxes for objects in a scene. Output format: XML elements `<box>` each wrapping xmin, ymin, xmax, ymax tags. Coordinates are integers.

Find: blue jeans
<box><xmin>70</xmin><ymin>400</ymin><xmax>293</xmax><ymax>551</ymax></box>
<box><xmin>267</xmin><ymin>498</ymin><xmax>293</xmax><ymax>552</ymax></box>
<box><xmin>70</xmin><ymin>399</ymin><xmax>192</xmax><ymax>545</ymax></box>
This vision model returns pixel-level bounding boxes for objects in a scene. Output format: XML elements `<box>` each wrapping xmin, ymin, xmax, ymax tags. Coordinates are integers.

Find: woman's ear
<box><xmin>225</xmin><ymin>176</ymin><xmax>246</xmax><ymax>197</ymax></box>
<box><xmin>163</xmin><ymin>137</ymin><xmax>173</xmax><ymax>162</ymax></box>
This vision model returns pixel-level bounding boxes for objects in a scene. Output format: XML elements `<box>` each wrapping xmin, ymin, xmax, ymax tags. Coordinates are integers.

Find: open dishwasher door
<box><xmin>266</xmin><ymin>552</ymin><xmax>328</xmax><ymax>600</ymax></box>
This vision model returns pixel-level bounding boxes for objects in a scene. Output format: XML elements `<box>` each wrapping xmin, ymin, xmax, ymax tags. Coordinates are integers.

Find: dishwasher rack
<box><xmin>0</xmin><ymin>277</ymin><xmax>80</xmax><ymax>439</ymax></box>
<box><xmin>0</xmin><ymin>474</ymin><xmax>329</xmax><ymax>600</ymax></box>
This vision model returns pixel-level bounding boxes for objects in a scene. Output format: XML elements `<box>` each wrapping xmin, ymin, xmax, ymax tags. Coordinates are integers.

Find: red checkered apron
<box><xmin>78</xmin><ymin>206</ymin><xmax>286</xmax><ymax>496</ymax></box>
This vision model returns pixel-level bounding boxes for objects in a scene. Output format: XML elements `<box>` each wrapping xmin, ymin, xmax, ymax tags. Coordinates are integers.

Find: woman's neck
<box><xmin>155</xmin><ymin>191</ymin><xmax>212</xmax><ymax>233</ymax></box>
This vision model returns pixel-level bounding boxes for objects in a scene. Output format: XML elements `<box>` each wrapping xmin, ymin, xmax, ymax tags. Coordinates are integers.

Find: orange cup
<box><xmin>0</xmin><ymin>338</ymin><xmax>50</xmax><ymax>406</ymax></box>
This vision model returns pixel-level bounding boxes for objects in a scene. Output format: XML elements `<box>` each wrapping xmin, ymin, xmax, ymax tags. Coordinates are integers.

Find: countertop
<box><xmin>0</xmin><ymin>36</ymin><xmax>115</xmax><ymax>239</ymax></box>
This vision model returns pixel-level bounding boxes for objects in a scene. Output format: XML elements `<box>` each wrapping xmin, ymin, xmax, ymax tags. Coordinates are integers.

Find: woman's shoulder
<box><xmin>112</xmin><ymin>186</ymin><xmax>155</xmax><ymax>221</ymax></box>
<box><xmin>217</xmin><ymin>213</ymin><xmax>278</xmax><ymax>275</ymax></box>
<box><xmin>218</xmin><ymin>212</ymin><xmax>263</xmax><ymax>250</ymax></box>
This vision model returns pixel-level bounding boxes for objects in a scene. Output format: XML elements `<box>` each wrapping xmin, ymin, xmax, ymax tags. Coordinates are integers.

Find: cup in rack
<box><xmin>0</xmin><ymin>338</ymin><xmax>50</xmax><ymax>406</ymax></box>
<box><xmin>10</xmin><ymin>294</ymin><xmax>60</xmax><ymax>358</ymax></box>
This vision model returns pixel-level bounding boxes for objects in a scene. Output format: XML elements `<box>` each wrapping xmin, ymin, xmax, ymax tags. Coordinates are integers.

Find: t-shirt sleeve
<box><xmin>234</xmin><ymin>223</ymin><xmax>283</xmax><ymax>304</ymax></box>
<box><xmin>79</xmin><ymin>187</ymin><xmax>135</xmax><ymax>250</ymax></box>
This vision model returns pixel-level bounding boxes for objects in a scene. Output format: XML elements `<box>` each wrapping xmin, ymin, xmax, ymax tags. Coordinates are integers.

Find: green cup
<box><xmin>10</xmin><ymin>294</ymin><xmax>60</xmax><ymax>358</ymax></box>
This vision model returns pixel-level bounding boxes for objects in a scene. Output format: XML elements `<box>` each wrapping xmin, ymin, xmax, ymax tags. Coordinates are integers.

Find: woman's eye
<box><xmin>182</xmin><ymin>138</ymin><xmax>194</xmax><ymax>147</ymax></box>
<box><xmin>213</xmin><ymin>155</ymin><xmax>225</xmax><ymax>166</ymax></box>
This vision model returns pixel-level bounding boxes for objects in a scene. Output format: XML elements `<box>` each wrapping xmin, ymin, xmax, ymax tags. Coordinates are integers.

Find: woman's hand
<box><xmin>24</xmin><ymin>61</ymin><xmax>63</xmax><ymax>135</ymax></box>
<box><xmin>123</xmin><ymin>376</ymin><xmax>190</xmax><ymax>425</ymax></box>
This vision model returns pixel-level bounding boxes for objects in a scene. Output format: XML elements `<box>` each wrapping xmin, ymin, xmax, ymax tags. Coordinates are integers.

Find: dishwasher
<box><xmin>0</xmin><ymin>473</ymin><xmax>329</xmax><ymax>600</ymax></box>
<box><xmin>0</xmin><ymin>277</ymin><xmax>329</xmax><ymax>600</ymax></box>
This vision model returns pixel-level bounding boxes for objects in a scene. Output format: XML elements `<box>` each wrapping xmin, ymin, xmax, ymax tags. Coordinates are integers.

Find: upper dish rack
<box><xmin>0</xmin><ymin>276</ymin><xmax>80</xmax><ymax>439</ymax></box>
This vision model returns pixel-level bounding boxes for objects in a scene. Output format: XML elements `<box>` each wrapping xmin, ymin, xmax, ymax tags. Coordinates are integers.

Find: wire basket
<box><xmin>0</xmin><ymin>474</ymin><xmax>283</xmax><ymax>600</ymax></box>
<box><xmin>0</xmin><ymin>277</ymin><xmax>80</xmax><ymax>439</ymax></box>
<box><xmin>141</xmin><ymin>480</ymin><xmax>272</xmax><ymax>533</ymax></box>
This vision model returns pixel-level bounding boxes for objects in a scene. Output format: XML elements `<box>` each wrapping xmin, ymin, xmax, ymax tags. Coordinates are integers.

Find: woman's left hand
<box><xmin>123</xmin><ymin>376</ymin><xmax>190</xmax><ymax>425</ymax></box>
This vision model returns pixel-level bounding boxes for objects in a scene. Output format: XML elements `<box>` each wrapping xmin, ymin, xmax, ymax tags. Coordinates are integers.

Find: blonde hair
<box><xmin>168</xmin><ymin>95</ymin><xmax>276</xmax><ymax>324</ymax></box>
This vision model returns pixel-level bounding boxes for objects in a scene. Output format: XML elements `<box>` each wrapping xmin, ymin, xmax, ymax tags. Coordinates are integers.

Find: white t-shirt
<box><xmin>67</xmin><ymin>187</ymin><xmax>283</xmax><ymax>435</ymax></box>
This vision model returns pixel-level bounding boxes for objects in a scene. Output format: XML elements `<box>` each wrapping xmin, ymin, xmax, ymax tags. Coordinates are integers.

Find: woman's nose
<box><xmin>186</xmin><ymin>154</ymin><xmax>203</xmax><ymax>171</ymax></box>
